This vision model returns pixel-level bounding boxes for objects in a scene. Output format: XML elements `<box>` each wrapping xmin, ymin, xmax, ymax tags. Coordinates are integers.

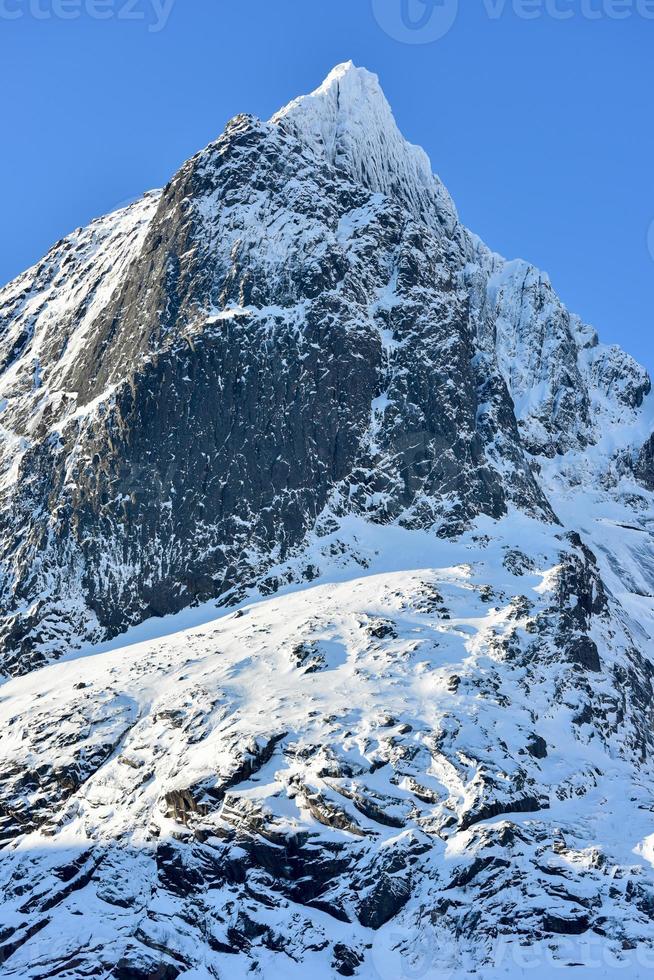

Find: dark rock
<box><xmin>113</xmin><ymin>961</ymin><xmax>182</xmax><ymax>980</ymax></box>
<box><xmin>526</xmin><ymin>735</ymin><xmax>548</xmax><ymax>759</ymax></box>
<box><xmin>635</xmin><ymin>433</ymin><xmax>654</xmax><ymax>490</ymax></box>
<box><xmin>542</xmin><ymin>912</ymin><xmax>591</xmax><ymax>936</ymax></box>
<box><xmin>460</xmin><ymin>795</ymin><xmax>547</xmax><ymax>831</ymax></box>
<box><xmin>358</xmin><ymin>873</ymin><xmax>412</xmax><ymax>929</ymax></box>
<box><xmin>291</xmin><ymin>642</ymin><xmax>326</xmax><ymax>673</ymax></box>
<box><xmin>366</xmin><ymin>620</ymin><xmax>398</xmax><ymax>640</ymax></box>
<box><xmin>332</xmin><ymin>943</ymin><xmax>364</xmax><ymax>976</ymax></box>
<box><xmin>569</xmin><ymin>636</ymin><xmax>601</xmax><ymax>673</ymax></box>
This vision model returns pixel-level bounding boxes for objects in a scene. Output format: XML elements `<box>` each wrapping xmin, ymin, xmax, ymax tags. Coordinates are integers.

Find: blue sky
<box><xmin>1</xmin><ymin>1</ymin><xmax>652</xmax><ymax>369</ymax></box>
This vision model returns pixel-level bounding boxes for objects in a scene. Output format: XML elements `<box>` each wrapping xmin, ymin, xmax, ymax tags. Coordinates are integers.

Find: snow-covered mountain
<box><xmin>1</xmin><ymin>62</ymin><xmax>654</xmax><ymax>978</ymax></box>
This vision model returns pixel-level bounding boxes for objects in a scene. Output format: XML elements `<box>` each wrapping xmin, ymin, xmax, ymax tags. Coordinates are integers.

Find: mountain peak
<box><xmin>312</xmin><ymin>59</ymin><xmax>372</xmax><ymax>89</ymax></box>
<box><xmin>273</xmin><ymin>60</ymin><xmax>387</xmax><ymax>121</ymax></box>
<box><xmin>271</xmin><ymin>62</ymin><xmax>458</xmax><ymax>227</ymax></box>
<box><xmin>305</xmin><ymin>60</ymin><xmax>388</xmax><ymax>106</ymax></box>
<box><xmin>271</xmin><ymin>61</ymin><xmax>397</xmax><ymax>158</ymax></box>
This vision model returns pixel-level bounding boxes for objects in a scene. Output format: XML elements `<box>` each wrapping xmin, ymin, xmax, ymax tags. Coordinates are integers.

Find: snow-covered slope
<box><xmin>469</xmin><ymin>257</ymin><xmax>650</xmax><ymax>457</ymax></box>
<box><xmin>0</xmin><ymin>191</ymin><xmax>159</xmax><ymax>449</ymax></box>
<box><xmin>1</xmin><ymin>62</ymin><xmax>654</xmax><ymax>978</ymax></box>
<box><xmin>2</xmin><ymin>517</ymin><xmax>654</xmax><ymax>978</ymax></box>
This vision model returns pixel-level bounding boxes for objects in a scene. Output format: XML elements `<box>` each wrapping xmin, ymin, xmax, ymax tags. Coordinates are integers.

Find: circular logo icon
<box><xmin>371</xmin><ymin>0</ymin><xmax>459</xmax><ymax>44</ymax></box>
<box><xmin>370</xmin><ymin>925</ymin><xmax>456</xmax><ymax>980</ymax></box>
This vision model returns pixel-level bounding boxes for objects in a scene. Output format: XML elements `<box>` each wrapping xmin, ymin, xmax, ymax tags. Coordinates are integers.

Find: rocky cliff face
<box><xmin>1</xmin><ymin>62</ymin><xmax>654</xmax><ymax>979</ymax></box>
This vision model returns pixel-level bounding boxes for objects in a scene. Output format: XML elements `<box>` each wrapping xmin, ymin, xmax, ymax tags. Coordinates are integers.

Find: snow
<box><xmin>2</xmin><ymin>510</ymin><xmax>654</xmax><ymax>975</ymax></box>
<box><xmin>272</xmin><ymin>61</ymin><xmax>459</xmax><ymax>234</ymax></box>
<box><xmin>0</xmin><ymin>190</ymin><xmax>160</xmax><ymax>491</ymax></box>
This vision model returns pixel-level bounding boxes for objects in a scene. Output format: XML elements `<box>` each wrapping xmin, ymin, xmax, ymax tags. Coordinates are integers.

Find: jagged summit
<box><xmin>272</xmin><ymin>61</ymin><xmax>458</xmax><ymax>228</ymax></box>
<box><xmin>272</xmin><ymin>61</ymin><xmax>393</xmax><ymax>134</ymax></box>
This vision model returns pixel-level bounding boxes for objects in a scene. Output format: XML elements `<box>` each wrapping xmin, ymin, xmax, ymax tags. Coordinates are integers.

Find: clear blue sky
<box><xmin>1</xmin><ymin>1</ymin><xmax>652</xmax><ymax>369</ymax></box>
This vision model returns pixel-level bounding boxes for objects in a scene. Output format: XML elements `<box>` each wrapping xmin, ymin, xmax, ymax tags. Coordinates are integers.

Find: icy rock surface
<box><xmin>1</xmin><ymin>62</ymin><xmax>654</xmax><ymax>977</ymax></box>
